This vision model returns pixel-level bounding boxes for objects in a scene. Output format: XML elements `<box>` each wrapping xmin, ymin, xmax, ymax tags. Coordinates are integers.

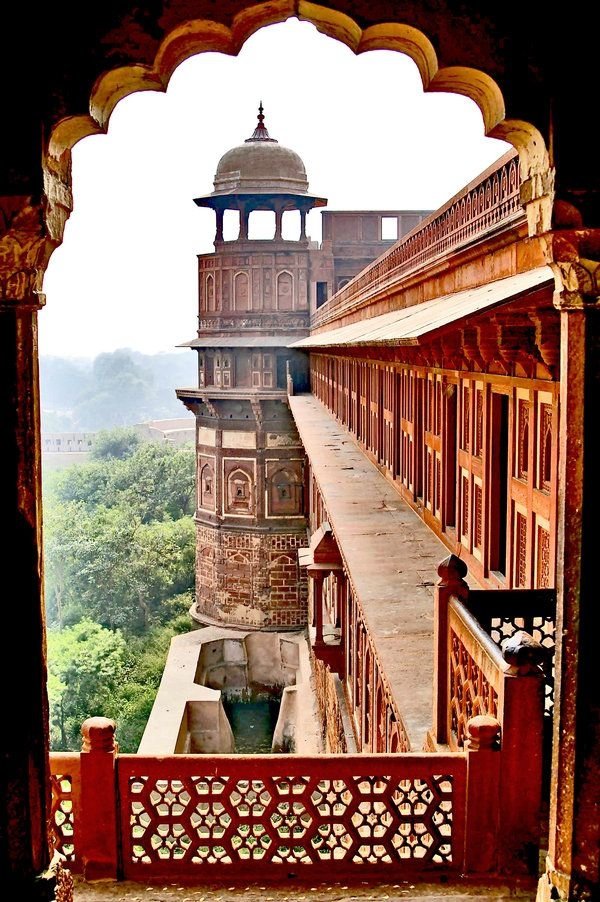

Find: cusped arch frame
<box><xmin>44</xmin><ymin>1</ymin><xmax>553</xmax><ymax>253</ymax></box>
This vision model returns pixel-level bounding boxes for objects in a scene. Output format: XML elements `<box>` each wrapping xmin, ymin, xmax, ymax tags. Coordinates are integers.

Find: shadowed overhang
<box><xmin>289</xmin><ymin>267</ymin><xmax>554</xmax><ymax>349</ymax></box>
<box><xmin>178</xmin><ymin>335</ymin><xmax>304</xmax><ymax>348</ymax></box>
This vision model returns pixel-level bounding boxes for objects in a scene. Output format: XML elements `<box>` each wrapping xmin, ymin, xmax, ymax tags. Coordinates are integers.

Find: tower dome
<box><xmin>212</xmin><ymin>104</ymin><xmax>310</xmax><ymax>196</ymax></box>
<box><xmin>194</xmin><ymin>104</ymin><xmax>326</xmax><ymax>209</ymax></box>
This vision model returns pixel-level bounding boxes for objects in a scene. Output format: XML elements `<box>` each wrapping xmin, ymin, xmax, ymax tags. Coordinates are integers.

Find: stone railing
<box><xmin>52</xmin><ymin>714</ymin><xmax>537</xmax><ymax>882</ymax></box>
<box><xmin>313</xmin><ymin>150</ymin><xmax>522</xmax><ymax>329</ymax></box>
<box><xmin>432</xmin><ymin>555</ymin><xmax>546</xmax><ymax>874</ymax></box>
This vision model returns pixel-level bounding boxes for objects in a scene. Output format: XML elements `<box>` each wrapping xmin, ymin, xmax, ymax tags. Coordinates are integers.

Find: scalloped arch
<box><xmin>44</xmin><ymin>0</ymin><xmax>552</xmax><ymax>244</ymax></box>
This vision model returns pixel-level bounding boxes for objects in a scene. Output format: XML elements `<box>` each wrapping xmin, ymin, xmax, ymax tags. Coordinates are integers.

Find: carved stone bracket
<box><xmin>545</xmin><ymin>229</ymin><xmax>600</xmax><ymax>309</ymax></box>
<box><xmin>0</xmin><ymin>196</ymin><xmax>56</xmax><ymax>308</ymax></box>
<box><xmin>250</xmin><ymin>397</ymin><xmax>263</xmax><ymax>426</ymax></box>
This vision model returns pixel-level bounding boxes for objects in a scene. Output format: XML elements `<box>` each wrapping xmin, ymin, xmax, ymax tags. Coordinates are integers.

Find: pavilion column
<box><xmin>215</xmin><ymin>208</ymin><xmax>224</xmax><ymax>242</ymax></box>
<box><xmin>239</xmin><ymin>203</ymin><xmax>249</xmax><ymax>240</ymax></box>
<box><xmin>300</xmin><ymin>209</ymin><xmax>307</xmax><ymax>241</ymax></box>
<box><xmin>538</xmin><ymin>247</ymin><xmax>600</xmax><ymax>902</ymax></box>
<box><xmin>309</xmin><ymin>568</ymin><xmax>327</xmax><ymax>648</ymax></box>
<box><xmin>0</xmin><ymin>196</ymin><xmax>54</xmax><ymax>898</ymax></box>
<box><xmin>274</xmin><ymin>204</ymin><xmax>283</xmax><ymax>240</ymax></box>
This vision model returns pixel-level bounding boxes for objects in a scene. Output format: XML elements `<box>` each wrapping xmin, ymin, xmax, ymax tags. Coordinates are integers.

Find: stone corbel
<box><xmin>0</xmin><ymin>196</ymin><xmax>56</xmax><ymax>309</ymax></box>
<box><xmin>545</xmin><ymin>228</ymin><xmax>600</xmax><ymax>309</ymax></box>
<box><xmin>250</xmin><ymin>397</ymin><xmax>263</xmax><ymax>427</ymax></box>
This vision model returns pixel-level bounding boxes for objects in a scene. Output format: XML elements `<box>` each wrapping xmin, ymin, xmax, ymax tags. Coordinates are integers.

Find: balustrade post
<box><xmin>79</xmin><ymin>718</ymin><xmax>118</xmax><ymax>881</ymax></box>
<box><xmin>310</xmin><ymin>570</ymin><xmax>326</xmax><ymax>649</ymax></box>
<box><xmin>432</xmin><ymin>554</ymin><xmax>468</xmax><ymax>745</ymax></box>
<box><xmin>464</xmin><ymin>715</ymin><xmax>501</xmax><ymax>874</ymax></box>
<box><xmin>498</xmin><ymin>631</ymin><xmax>546</xmax><ymax>875</ymax></box>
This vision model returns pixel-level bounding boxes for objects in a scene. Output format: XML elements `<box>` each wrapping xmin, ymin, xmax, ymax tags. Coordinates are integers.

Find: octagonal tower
<box><xmin>177</xmin><ymin>106</ymin><xmax>332</xmax><ymax>629</ymax></box>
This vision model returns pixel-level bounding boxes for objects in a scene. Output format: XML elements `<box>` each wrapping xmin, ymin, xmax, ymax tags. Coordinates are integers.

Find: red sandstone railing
<box><xmin>49</xmin><ymin>753</ymin><xmax>81</xmax><ymax>873</ymax></box>
<box><xmin>313</xmin><ymin>150</ymin><xmax>522</xmax><ymax>328</ymax></box>
<box><xmin>118</xmin><ymin>752</ymin><xmax>466</xmax><ymax>880</ymax></box>
<box><xmin>50</xmin><ymin>704</ymin><xmax>541</xmax><ymax>883</ymax></box>
<box><xmin>50</xmin><ymin>728</ymin><xmax>471</xmax><ymax>881</ymax></box>
<box><xmin>432</xmin><ymin>555</ymin><xmax>546</xmax><ymax>874</ymax></box>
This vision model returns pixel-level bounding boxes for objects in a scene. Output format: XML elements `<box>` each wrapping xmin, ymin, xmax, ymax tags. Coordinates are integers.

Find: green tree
<box><xmin>91</xmin><ymin>426</ymin><xmax>142</xmax><ymax>461</ymax></box>
<box><xmin>108</xmin><ymin>442</ymin><xmax>195</xmax><ymax>522</ymax></box>
<box><xmin>44</xmin><ymin>501</ymin><xmax>195</xmax><ymax>633</ymax></box>
<box><xmin>47</xmin><ymin>620</ymin><xmax>127</xmax><ymax>750</ymax></box>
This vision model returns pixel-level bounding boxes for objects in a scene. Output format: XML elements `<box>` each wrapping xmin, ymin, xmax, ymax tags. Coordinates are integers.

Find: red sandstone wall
<box><xmin>195</xmin><ymin>523</ymin><xmax>308</xmax><ymax>629</ymax></box>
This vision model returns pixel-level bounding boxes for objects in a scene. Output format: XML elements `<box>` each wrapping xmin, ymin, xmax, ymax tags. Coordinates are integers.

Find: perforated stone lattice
<box><xmin>489</xmin><ymin>615</ymin><xmax>555</xmax><ymax>715</ymax></box>
<box><xmin>450</xmin><ymin>630</ymin><xmax>499</xmax><ymax>746</ymax></box>
<box><xmin>125</xmin><ymin>769</ymin><xmax>455</xmax><ymax>869</ymax></box>
<box><xmin>50</xmin><ymin>772</ymin><xmax>76</xmax><ymax>864</ymax></box>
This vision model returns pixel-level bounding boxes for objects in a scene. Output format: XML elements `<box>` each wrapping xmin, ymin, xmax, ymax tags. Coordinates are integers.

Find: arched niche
<box><xmin>269</xmin><ymin>465</ymin><xmax>302</xmax><ymax>516</ymax></box>
<box><xmin>199</xmin><ymin>461</ymin><xmax>215</xmax><ymax>510</ymax></box>
<box><xmin>277</xmin><ymin>270</ymin><xmax>294</xmax><ymax>311</ymax></box>
<box><xmin>227</xmin><ymin>467</ymin><xmax>253</xmax><ymax>514</ymax></box>
<box><xmin>234</xmin><ymin>271</ymin><xmax>250</xmax><ymax>312</ymax></box>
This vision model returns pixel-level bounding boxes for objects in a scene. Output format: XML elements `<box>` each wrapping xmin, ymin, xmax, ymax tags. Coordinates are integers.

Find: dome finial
<box><xmin>246</xmin><ymin>102</ymin><xmax>278</xmax><ymax>143</ymax></box>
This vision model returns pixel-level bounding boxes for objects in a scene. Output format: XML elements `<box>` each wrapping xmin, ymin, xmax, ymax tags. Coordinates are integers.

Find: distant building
<box><xmin>42</xmin><ymin>432</ymin><xmax>95</xmax><ymax>453</ymax></box>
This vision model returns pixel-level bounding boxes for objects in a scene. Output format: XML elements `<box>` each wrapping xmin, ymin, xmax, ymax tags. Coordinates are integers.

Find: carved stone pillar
<box><xmin>274</xmin><ymin>203</ymin><xmax>283</xmax><ymax>241</ymax></box>
<box><xmin>239</xmin><ymin>203</ymin><xmax>249</xmax><ymax>240</ymax></box>
<box><xmin>432</xmin><ymin>554</ymin><xmax>468</xmax><ymax>746</ymax></box>
<box><xmin>215</xmin><ymin>208</ymin><xmax>224</xmax><ymax>243</ymax></box>
<box><xmin>299</xmin><ymin>208</ymin><xmax>307</xmax><ymax>242</ymax></box>
<box><xmin>308</xmin><ymin>568</ymin><xmax>326</xmax><ymax>648</ymax></box>
<box><xmin>0</xmin><ymin>196</ymin><xmax>55</xmax><ymax>896</ymax></box>
<box><xmin>538</xmin><ymin>241</ymin><xmax>600</xmax><ymax>901</ymax></box>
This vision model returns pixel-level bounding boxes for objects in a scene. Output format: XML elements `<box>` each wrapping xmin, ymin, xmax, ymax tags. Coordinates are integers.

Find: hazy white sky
<box><xmin>40</xmin><ymin>18</ymin><xmax>508</xmax><ymax>359</ymax></box>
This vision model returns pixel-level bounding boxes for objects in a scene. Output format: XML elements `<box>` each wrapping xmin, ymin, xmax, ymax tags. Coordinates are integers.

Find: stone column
<box><xmin>309</xmin><ymin>569</ymin><xmax>326</xmax><ymax>648</ymax></box>
<box><xmin>239</xmin><ymin>203</ymin><xmax>249</xmax><ymax>240</ymax></box>
<box><xmin>215</xmin><ymin>208</ymin><xmax>224</xmax><ymax>242</ymax></box>
<box><xmin>538</xmin><ymin>248</ymin><xmax>600</xmax><ymax>901</ymax></box>
<box><xmin>79</xmin><ymin>718</ymin><xmax>119</xmax><ymax>881</ymax></box>
<box><xmin>464</xmin><ymin>715</ymin><xmax>501</xmax><ymax>874</ymax></box>
<box><xmin>0</xmin><ymin>196</ymin><xmax>54</xmax><ymax>898</ymax></box>
<box><xmin>274</xmin><ymin>204</ymin><xmax>283</xmax><ymax>241</ymax></box>
<box><xmin>300</xmin><ymin>209</ymin><xmax>307</xmax><ymax>242</ymax></box>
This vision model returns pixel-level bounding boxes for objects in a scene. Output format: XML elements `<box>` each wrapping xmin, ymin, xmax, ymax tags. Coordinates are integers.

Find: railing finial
<box><xmin>501</xmin><ymin>629</ymin><xmax>546</xmax><ymax>674</ymax></box>
<box><xmin>437</xmin><ymin>553</ymin><xmax>469</xmax><ymax>597</ymax></box>
<box><xmin>81</xmin><ymin>716</ymin><xmax>116</xmax><ymax>753</ymax></box>
<box><xmin>466</xmin><ymin>714</ymin><xmax>501</xmax><ymax>750</ymax></box>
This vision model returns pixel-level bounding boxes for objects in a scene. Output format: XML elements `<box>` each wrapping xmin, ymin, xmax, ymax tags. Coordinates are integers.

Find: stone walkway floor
<box><xmin>288</xmin><ymin>395</ymin><xmax>479</xmax><ymax>749</ymax></box>
<box><xmin>73</xmin><ymin>877</ymin><xmax>535</xmax><ymax>901</ymax></box>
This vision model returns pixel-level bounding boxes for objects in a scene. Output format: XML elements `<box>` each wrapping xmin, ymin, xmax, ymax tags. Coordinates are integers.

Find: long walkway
<box><xmin>288</xmin><ymin>394</ymin><xmax>478</xmax><ymax>749</ymax></box>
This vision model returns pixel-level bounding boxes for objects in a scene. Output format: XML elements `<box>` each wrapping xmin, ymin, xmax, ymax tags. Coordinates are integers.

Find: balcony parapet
<box><xmin>312</xmin><ymin>150</ymin><xmax>522</xmax><ymax>329</ymax></box>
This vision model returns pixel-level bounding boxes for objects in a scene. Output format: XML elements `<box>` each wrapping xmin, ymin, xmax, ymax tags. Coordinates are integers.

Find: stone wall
<box><xmin>194</xmin><ymin>523</ymin><xmax>308</xmax><ymax>629</ymax></box>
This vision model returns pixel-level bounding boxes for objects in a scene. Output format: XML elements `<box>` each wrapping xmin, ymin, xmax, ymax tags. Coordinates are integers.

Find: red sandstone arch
<box><xmin>44</xmin><ymin>2</ymin><xmax>554</xmax><ymax>252</ymax></box>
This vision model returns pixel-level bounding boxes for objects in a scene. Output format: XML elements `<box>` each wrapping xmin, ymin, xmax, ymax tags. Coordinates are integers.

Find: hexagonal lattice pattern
<box><xmin>117</xmin><ymin>762</ymin><xmax>462</xmax><ymax>877</ymax></box>
<box><xmin>50</xmin><ymin>773</ymin><xmax>76</xmax><ymax>864</ymax></box>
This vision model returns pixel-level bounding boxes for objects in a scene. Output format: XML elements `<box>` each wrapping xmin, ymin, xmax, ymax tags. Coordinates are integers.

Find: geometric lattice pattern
<box><xmin>450</xmin><ymin>629</ymin><xmax>499</xmax><ymax>747</ymax></box>
<box><xmin>49</xmin><ymin>770</ymin><xmax>78</xmax><ymax>868</ymax></box>
<box><xmin>464</xmin><ymin>588</ymin><xmax>556</xmax><ymax>718</ymax></box>
<box><xmin>489</xmin><ymin>614</ymin><xmax>555</xmax><ymax>716</ymax></box>
<box><xmin>119</xmin><ymin>756</ymin><xmax>465</xmax><ymax>878</ymax></box>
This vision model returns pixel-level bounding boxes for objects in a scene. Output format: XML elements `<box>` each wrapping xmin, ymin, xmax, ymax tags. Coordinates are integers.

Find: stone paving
<box><xmin>288</xmin><ymin>395</ymin><xmax>479</xmax><ymax>749</ymax></box>
<box><xmin>73</xmin><ymin>877</ymin><xmax>535</xmax><ymax>901</ymax></box>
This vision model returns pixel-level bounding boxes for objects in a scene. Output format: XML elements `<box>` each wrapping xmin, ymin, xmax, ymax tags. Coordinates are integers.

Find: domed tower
<box><xmin>177</xmin><ymin>106</ymin><xmax>332</xmax><ymax>629</ymax></box>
